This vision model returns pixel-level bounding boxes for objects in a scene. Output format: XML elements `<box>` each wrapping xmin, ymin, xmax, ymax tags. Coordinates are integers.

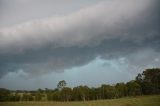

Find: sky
<box><xmin>0</xmin><ymin>0</ymin><xmax>160</xmax><ymax>90</ymax></box>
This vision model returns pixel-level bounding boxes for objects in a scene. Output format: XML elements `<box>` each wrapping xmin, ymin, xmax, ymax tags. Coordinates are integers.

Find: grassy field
<box><xmin>0</xmin><ymin>95</ymin><xmax>160</xmax><ymax>106</ymax></box>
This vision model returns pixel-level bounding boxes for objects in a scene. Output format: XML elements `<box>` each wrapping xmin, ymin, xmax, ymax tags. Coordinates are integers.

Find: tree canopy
<box><xmin>0</xmin><ymin>68</ymin><xmax>160</xmax><ymax>102</ymax></box>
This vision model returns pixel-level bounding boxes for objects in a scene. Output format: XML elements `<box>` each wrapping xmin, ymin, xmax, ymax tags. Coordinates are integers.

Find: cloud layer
<box><xmin>0</xmin><ymin>0</ymin><xmax>160</xmax><ymax>78</ymax></box>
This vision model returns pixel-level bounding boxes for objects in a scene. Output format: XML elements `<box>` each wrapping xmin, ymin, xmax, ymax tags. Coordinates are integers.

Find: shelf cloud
<box><xmin>0</xmin><ymin>0</ymin><xmax>160</xmax><ymax>78</ymax></box>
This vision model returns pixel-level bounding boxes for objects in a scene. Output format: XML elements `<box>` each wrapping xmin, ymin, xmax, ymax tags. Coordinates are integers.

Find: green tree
<box><xmin>0</xmin><ymin>88</ymin><xmax>10</xmax><ymax>101</ymax></box>
<box><xmin>35</xmin><ymin>93</ymin><xmax>42</xmax><ymax>101</ymax></box>
<box><xmin>61</xmin><ymin>87</ymin><xmax>72</xmax><ymax>101</ymax></box>
<box><xmin>52</xmin><ymin>91</ymin><xmax>61</xmax><ymax>101</ymax></box>
<box><xmin>115</xmin><ymin>83</ymin><xmax>128</xmax><ymax>97</ymax></box>
<box><xmin>142</xmin><ymin>68</ymin><xmax>160</xmax><ymax>94</ymax></box>
<box><xmin>135</xmin><ymin>68</ymin><xmax>160</xmax><ymax>95</ymax></box>
<box><xmin>57</xmin><ymin>80</ymin><xmax>67</xmax><ymax>91</ymax></box>
<box><xmin>72</xmin><ymin>86</ymin><xmax>90</xmax><ymax>101</ymax></box>
<box><xmin>101</xmin><ymin>85</ymin><xmax>118</xmax><ymax>99</ymax></box>
<box><xmin>22</xmin><ymin>93</ymin><xmax>33</xmax><ymax>101</ymax></box>
<box><xmin>127</xmin><ymin>81</ymin><xmax>141</xmax><ymax>96</ymax></box>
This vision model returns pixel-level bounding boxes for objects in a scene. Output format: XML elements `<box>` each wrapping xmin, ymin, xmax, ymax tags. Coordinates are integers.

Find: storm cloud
<box><xmin>0</xmin><ymin>0</ymin><xmax>160</xmax><ymax>78</ymax></box>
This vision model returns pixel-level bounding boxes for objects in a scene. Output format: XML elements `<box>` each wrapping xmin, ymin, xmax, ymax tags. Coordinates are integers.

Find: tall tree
<box><xmin>57</xmin><ymin>80</ymin><xmax>67</xmax><ymax>91</ymax></box>
<box><xmin>116</xmin><ymin>83</ymin><xmax>128</xmax><ymax>97</ymax></box>
<box><xmin>141</xmin><ymin>68</ymin><xmax>160</xmax><ymax>94</ymax></box>
<box><xmin>61</xmin><ymin>87</ymin><xmax>72</xmax><ymax>101</ymax></box>
<box><xmin>127</xmin><ymin>81</ymin><xmax>141</xmax><ymax>96</ymax></box>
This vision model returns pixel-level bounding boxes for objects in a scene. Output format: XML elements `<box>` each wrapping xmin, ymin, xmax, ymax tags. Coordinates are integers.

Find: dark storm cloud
<box><xmin>0</xmin><ymin>0</ymin><xmax>160</xmax><ymax>78</ymax></box>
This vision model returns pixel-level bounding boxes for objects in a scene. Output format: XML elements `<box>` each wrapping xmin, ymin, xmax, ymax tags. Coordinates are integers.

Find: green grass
<box><xmin>0</xmin><ymin>95</ymin><xmax>160</xmax><ymax>106</ymax></box>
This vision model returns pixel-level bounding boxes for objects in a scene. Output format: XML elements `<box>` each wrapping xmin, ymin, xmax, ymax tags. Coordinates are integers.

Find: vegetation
<box><xmin>0</xmin><ymin>68</ymin><xmax>160</xmax><ymax>102</ymax></box>
<box><xmin>0</xmin><ymin>95</ymin><xmax>159</xmax><ymax>106</ymax></box>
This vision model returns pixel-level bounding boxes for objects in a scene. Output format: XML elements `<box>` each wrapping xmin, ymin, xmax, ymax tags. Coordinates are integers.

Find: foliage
<box><xmin>57</xmin><ymin>80</ymin><xmax>66</xmax><ymax>91</ymax></box>
<box><xmin>0</xmin><ymin>95</ymin><xmax>160</xmax><ymax>106</ymax></box>
<box><xmin>0</xmin><ymin>68</ymin><xmax>159</xmax><ymax>102</ymax></box>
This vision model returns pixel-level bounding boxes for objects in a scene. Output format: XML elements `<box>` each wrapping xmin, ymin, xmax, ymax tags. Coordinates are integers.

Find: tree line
<box><xmin>0</xmin><ymin>68</ymin><xmax>160</xmax><ymax>102</ymax></box>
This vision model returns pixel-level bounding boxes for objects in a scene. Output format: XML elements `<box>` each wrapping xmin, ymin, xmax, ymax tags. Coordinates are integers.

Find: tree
<box><xmin>57</xmin><ymin>80</ymin><xmax>67</xmax><ymax>91</ymax></box>
<box><xmin>61</xmin><ymin>87</ymin><xmax>72</xmax><ymax>101</ymax></box>
<box><xmin>136</xmin><ymin>73</ymin><xmax>143</xmax><ymax>83</ymax></box>
<box><xmin>0</xmin><ymin>88</ymin><xmax>10</xmax><ymax>102</ymax></box>
<box><xmin>0</xmin><ymin>68</ymin><xmax>160</xmax><ymax>102</ymax></box>
<box><xmin>52</xmin><ymin>91</ymin><xmax>61</xmax><ymax>101</ymax></box>
<box><xmin>115</xmin><ymin>83</ymin><xmax>128</xmax><ymax>97</ymax></box>
<box><xmin>101</xmin><ymin>85</ymin><xmax>118</xmax><ymax>99</ymax></box>
<box><xmin>142</xmin><ymin>68</ymin><xmax>160</xmax><ymax>84</ymax></box>
<box><xmin>88</xmin><ymin>87</ymin><xmax>97</xmax><ymax>100</ymax></box>
<box><xmin>72</xmin><ymin>86</ymin><xmax>90</xmax><ymax>101</ymax></box>
<box><xmin>21</xmin><ymin>93</ymin><xmax>34</xmax><ymax>101</ymax></box>
<box><xmin>142</xmin><ymin>68</ymin><xmax>160</xmax><ymax>94</ymax></box>
<box><xmin>127</xmin><ymin>81</ymin><xmax>141</xmax><ymax>96</ymax></box>
<box><xmin>35</xmin><ymin>93</ymin><xmax>42</xmax><ymax>101</ymax></box>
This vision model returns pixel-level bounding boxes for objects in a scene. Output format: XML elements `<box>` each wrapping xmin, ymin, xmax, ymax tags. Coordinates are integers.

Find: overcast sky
<box><xmin>0</xmin><ymin>0</ymin><xmax>160</xmax><ymax>90</ymax></box>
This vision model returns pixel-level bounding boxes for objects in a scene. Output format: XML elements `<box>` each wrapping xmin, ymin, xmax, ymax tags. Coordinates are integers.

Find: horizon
<box><xmin>1</xmin><ymin>67</ymin><xmax>159</xmax><ymax>91</ymax></box>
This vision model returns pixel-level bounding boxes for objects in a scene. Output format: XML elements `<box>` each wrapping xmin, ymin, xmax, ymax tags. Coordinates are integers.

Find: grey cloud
<box><xmin>0</xmin><ymin>0</ymin><xmax>154</xmax><ymax>52</ymax></box>
<box><xmin>0</xmin><ymin>0</ymin><xmax>103</xmax><ymax>28</ymax></box>
<box><xmin>0</xmin><ymin>0</ymin><xmax>160</xmax><ymax>78</ymax></box>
